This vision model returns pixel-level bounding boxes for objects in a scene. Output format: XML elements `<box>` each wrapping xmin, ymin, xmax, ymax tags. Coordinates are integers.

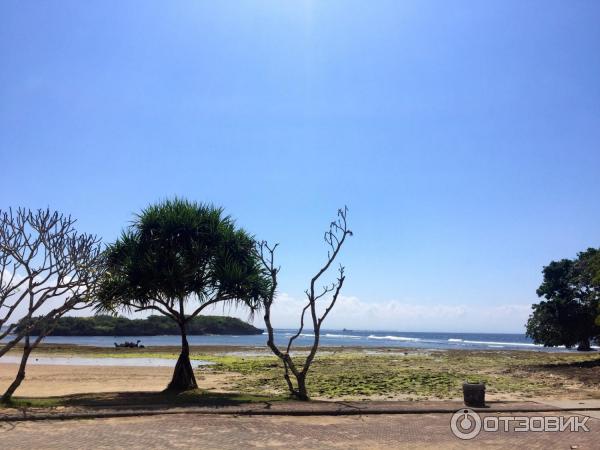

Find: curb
<box><xmin>2</xmin><ymin>405</ymin><xmax>600</xmax><ymax>422</ymax></box>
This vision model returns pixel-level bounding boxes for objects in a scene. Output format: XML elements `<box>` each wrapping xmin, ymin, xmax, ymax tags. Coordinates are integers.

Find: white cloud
<box><xmin>200</xmin><ymin>293</ymin><xmax>532</xmax><ymax>334</ymax></box>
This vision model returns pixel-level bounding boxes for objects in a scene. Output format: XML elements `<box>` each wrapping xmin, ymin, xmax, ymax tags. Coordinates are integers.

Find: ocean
<box><xmin>6</xmin><ymin>329</ymin><xmax>581</xmax><ymax>352</ymax></box>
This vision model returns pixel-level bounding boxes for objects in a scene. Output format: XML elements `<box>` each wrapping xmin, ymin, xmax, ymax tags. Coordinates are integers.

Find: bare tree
<box><xmin>0</xmin><ymin>208</ymin><xmax>101</xmax><ymax>402</ymax></box>
<box><xmin>258</xmin><ymin>207</ymin><xmax>352</xmax><ymax>400</ymax></box>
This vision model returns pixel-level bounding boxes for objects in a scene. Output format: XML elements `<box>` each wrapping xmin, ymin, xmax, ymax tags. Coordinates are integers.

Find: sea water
<box><xmin>1</xmin><ymin>329</ymin><xmax>584</xmax><ymax>352</ymax></box>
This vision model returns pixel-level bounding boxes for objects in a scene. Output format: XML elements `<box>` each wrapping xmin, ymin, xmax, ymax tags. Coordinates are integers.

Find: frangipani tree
<box><xmin>97</xmin><ymin>199</ymin><xmax>268</xmax><ymax>391</ymax></box>
<box><xmin>0</xmin><ymin>208</ymin><xmax>101</xmax><ymax>402</ymax></box>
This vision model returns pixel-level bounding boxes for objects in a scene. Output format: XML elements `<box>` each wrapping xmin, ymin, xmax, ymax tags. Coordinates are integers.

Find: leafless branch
<box><xmin>259</xmin><ymin>207</ymin><xmax>352</xmax><ymax>400</ymax></box>
<box><xmin>0</xmin><ymin>208</ymin><xmax>102</xmax><ymax>400</ymax></box>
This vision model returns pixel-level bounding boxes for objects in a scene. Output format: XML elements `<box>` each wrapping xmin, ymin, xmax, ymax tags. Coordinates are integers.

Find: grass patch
<box><xmin>1</xmin><ymin>397</ymin><xmax>62</xmax><ymax>408</ymax></box>
<box><xmin>201</xmin><ymin>350</ymin><xmax>600</xmax><ymax>400</ymax></box>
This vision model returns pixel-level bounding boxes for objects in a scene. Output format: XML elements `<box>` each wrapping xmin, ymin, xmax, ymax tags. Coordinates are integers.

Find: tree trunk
<box><xmin>294</xmin><ymin>374</ymin><xmax>309</xmax><ymax>401</ymax></box>
<box><xmin>166</xmin><ymin>322</ymin><xmax>198</xmax><ymax>391</ymax></box>
<box><xmin>2</xmin><ymin>335</ymin><xmax>32</xmax><ymax>403</ymax></box>
<box><xmin>577</xmin><ymin>339</ymin><xmax>592</xmax><ymax>351</ymax></box>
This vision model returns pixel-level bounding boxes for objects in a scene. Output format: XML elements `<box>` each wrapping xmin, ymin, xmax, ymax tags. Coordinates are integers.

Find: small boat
<box><xmin>114</xmin><ymin>340</ymin><xmax>145</xmax><ymax>348</ymax></box>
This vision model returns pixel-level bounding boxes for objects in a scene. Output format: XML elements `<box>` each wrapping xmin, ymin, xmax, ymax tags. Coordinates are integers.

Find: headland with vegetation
<box><xmin>18</xmin><ymin>315</ymin><xmax>263</xmax><ymax>337</ymax></box>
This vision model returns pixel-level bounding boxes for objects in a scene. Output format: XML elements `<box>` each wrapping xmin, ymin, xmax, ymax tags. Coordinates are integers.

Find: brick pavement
<box><xmin>0</xmin><ymin>412</ymin><xmax>597</xmax><ymax>449</ymax></box>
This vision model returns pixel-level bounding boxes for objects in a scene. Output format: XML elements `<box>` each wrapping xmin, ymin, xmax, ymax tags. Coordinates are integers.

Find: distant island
<box><xmin>18</xmin><ymin>315</ymin><xmax>263</xmax><ymax>336</ymax></box>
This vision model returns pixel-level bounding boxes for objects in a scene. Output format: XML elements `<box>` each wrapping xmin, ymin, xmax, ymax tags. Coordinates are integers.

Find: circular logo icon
<box><xmin>450</xmin><ymin>408</ymin><xmax>482</xmax><ymax>440</ymax></box>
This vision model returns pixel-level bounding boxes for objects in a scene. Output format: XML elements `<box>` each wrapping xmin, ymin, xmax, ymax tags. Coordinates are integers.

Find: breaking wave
<box><xmin>367</xmin><ymin>335</ymin><xmax>421</xmax><ymax>342</ymax></box>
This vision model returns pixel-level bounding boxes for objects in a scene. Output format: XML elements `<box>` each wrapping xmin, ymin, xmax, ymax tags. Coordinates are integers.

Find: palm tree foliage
<box><xmin>97</xmin><ymin>198</ymin><xmax>269</xmax><ymax>390</ymax></box>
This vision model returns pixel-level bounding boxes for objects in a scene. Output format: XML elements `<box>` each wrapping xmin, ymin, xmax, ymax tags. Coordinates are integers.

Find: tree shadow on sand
<box><xmin>534</xmin><ymin>357</ymin><xmax>600</xmax><ymax>369</ymax></box>
<box><xmin>9</xmin><ymin>390</ymin><xmax>282</xmax><ymax>411</ymax></box>
<box><xmin>527</xmin><ymin>357</ymin><xmax>600</xmax><ymax>390</ymax></box>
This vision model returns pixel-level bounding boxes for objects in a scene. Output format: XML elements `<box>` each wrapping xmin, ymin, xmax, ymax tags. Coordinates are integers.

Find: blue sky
<box><xmin>1</xmin><ymin>1</ymin><xmax>599</xmax><ymax>332</ymax></box>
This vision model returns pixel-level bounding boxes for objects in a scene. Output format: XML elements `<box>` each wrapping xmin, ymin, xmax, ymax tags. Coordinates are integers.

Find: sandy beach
<box><xmin>0</xmin><ymin>362</ymin><xmax>250</xmax><ymax>397</ymax></box>
<box><xmin>0</xmin><ymin>344</ymin><xmax>256</xmax><ymax>398</ymax></box>
<box><xmin>0</xmin><ymin>363</ymin><xmax>174</xmax><ymax>396</ymax></box>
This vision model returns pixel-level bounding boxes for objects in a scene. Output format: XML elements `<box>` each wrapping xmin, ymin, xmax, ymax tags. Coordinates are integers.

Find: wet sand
<box><xmin>0</xmin><ymin>354</ymin><xmax>214</xmax><ymax>367</ymax></box>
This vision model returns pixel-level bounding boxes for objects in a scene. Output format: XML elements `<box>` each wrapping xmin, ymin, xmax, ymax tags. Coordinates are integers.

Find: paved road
<box><xmin>0</xmin><ymin>412</ymin><xmax>597</xmax><ymax>449</ymax></box>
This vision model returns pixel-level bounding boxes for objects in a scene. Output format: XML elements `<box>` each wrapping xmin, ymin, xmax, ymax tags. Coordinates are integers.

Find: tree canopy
<box><xmin>98</xmin><ymin>199</ymin><xmax>267</xmax><ymax>314</ymax></box>
<box><xmin>526</xmin><ymin>248</ymin><xmax>600</xmax><ymax>351</ymax></box>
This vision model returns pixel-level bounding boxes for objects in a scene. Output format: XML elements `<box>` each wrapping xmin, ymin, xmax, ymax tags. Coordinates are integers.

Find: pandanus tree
<box><xmin>97</xmin><ymin>199</ymin><xmax>268</xmax><ymax>391</ymax></box>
